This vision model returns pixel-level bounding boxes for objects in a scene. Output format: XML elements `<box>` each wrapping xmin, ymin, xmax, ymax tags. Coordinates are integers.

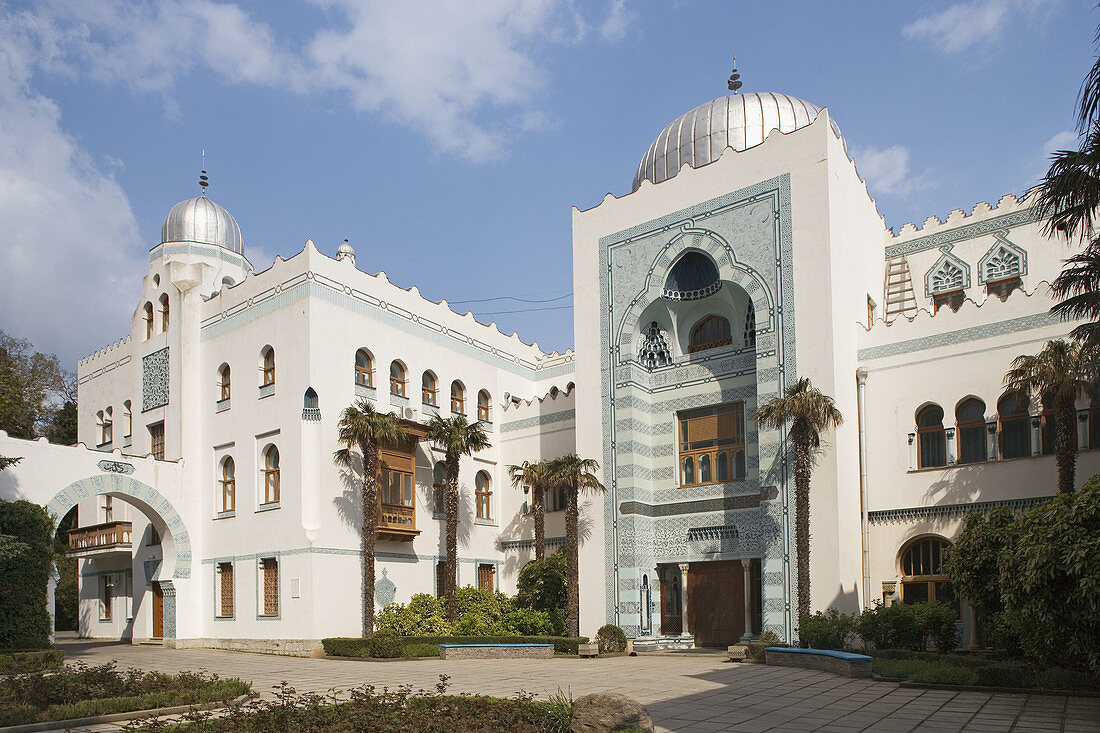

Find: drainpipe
<box><xmin>856</xmin><ymin>368</ymin><xmax>870</xmax><ymax>609</ymax></box>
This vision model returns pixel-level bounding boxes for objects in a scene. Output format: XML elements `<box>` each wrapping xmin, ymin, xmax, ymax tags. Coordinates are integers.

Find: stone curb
<box><xmin>897</xmin><ymin>681</ymin><xmax>1100</xmax><ymax>698</ymax></box>
<box><xmin>0</xmin><ymin>693</ymin><xmax>252</xmax><ymax>733</ymax></box>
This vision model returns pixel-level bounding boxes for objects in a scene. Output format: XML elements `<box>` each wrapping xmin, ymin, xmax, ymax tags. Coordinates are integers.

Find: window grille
<box><xmin>149</xmin><ymin>423</ymin><xmax>165</xmax><ymax>460</ymax></box>
<box><xmin>744</xmin><ymin>303</ymin><xmax>756</xmax><ymax>347</ymax></box>
<box><xmin>262</xmin><ymin>558</ymin><xmax>278</xmax><ymax>616</ymax></box>
<box><xmin>218</xmin><ymin>562</ymin><xmax>234</xmax><ymax>617</ymax></box>
<box><xmin>638</xmin><ymin>321</ymin><xmax>672</xmax><ymax>368</ymax></box>
<box><xmin>689</xmin><ymin>315</ymin><xmax>732</xmax><ymax>353</ymax></box>
<box><xmin>477</xmin><ymin>563</ymin><xmax>495</xmax><ymax>591</ymax></box>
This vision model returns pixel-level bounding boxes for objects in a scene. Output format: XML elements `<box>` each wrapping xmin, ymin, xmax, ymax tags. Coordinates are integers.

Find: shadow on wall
<box><xmin>434</xmin><ymin>484</ymin><xmax>474</xmax><ymax>559</ymax></box>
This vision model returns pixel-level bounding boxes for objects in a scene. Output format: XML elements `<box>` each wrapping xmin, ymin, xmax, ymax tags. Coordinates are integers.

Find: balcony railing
<box><xmin>68</xmin><ymin>521</ymin><xmax>133</xmax><ymax>556</ymax></box>
<box><xmin>378</xmin><ymin>503</ymin><xmax>418</xmax><ymax>541</ymax></box>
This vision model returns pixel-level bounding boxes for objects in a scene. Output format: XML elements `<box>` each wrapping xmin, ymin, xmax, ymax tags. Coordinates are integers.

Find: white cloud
<box><xmin>851</xmin><ymin>144</ymin><xmax>933</xmax><ymax>196</ymax></box>
<box><xmin>9</xmin><ymin>0</ymin><xmax>626</xmax><ymax>163</ymax></box>
<box><xmin>903</xmin><ymin>0</ymin><xmax>1045</xmax><ymax>54</ymax></box>
<box><xmin>0</xmin><ymin>11</ymin><xmax>144</xmax><ymax>364</ymax></box>
<box><xmin>1042</xmin><ymin>129</ymin><xmax>1078</xmax><ymax>157</ymax></box>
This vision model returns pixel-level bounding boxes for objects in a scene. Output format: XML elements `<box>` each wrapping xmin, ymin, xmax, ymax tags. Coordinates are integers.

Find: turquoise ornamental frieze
<box><xmin>599</xmin><ymin>174</ymin><xmax>797</xmax><ymax>641</ymax></box>
<box><xmin>142</xmin><ymin>347</ymin><xmax>169</xmax><ymax>411</ymax></box>
<box><xmin>884</xmin><ymin>207</ymin><xmax>1040</xmax><ymax>258</ymax></box>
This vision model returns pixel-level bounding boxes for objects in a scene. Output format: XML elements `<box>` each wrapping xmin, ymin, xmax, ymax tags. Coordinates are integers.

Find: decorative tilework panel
<box><xmin>141</xmin><ymin>348</ymin><xmax>169</xmax><ymax>411</ymax></box>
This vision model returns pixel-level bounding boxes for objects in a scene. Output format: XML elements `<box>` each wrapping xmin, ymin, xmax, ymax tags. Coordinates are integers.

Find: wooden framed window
<box><xmin>916</xmin><ymin>404</ymin><xmax>946</xmax><ymax>468</ymax></box>
<box><xmin>262</xmin><ymin>446</ymin><xmax>280</xmax><ymax>504</ymax></box>
<box><xmin>355</xmin><ymin>349</ymin><xmax>374</xmax><ymax>388</ymax></box>
<box><xmin>422</xmin><ymin>372</ymin><xmax>438</xmax><ymax>406</ymax></box>
<box><xmin>122</xmin><ymin>400</ymin><xmax>132</xmax><ymax>438</ymax></box>
<box><xmin>932</xmin><ymin>289</ymin><xmax>965</xmax><ymax>313</ymax></box>
<box><xmin>547</xmin><ymin>484</ymin><xmax>567</xmax><ymax>512</ymax></box>
<box><xmin>986</xmin><ymin>277</ymin><xmax>1022</xmax><ymax>302</ymax></box>
<box><xmin>678</xmin><ymin>403</ymin><xmax>745</xmax><ymax>487</ymax></box>
<box><xmin>261</xmin><ymin>347</ymin><xmax>275</xmax><ymax>387</ymax></box>
<box><xmin>218</xmin><ymin>365</ymin><xmax>231</xmax><ymax>401</ymax></box>
<box><xmin>261</xmin><ymin>558</ymin><xmax>278</xmax><ymax>616</ymax></box>
<box><xmin>955</xmin><ymin>398</ymin><xmax>987</xmax><ymax>464</ymax></box>
<box><xmin>159</xmin><ymin>293</ymin><xmax>169</xmax><ymax>332</ymax></box>
<box><xmin>477</xmin><ymin>390</ymin><xmax>491</xmax><ymax>422</ymax></box>
<box><xmin>380</xmin><ymin>466</ymin><xmax>414</xmax><ymax>507</ymax></box>
<box><xmin>477</xmin><ymin>563</ymin><xmax>495</xmax><ymax>591</ymax></box>
<box><xmin>144</xmin><ymin>302</ymin><xmax>154</xmax><ymax>340</ymax></box>
<box><xmin>689</xmin><ymin>315</ymin><xmax>732</xmax><ymax>353</ymax></box>
<box><xmin>217</xmin><ymin>562</ymin><xmax>234</xmax><ymax>617</ymax></box>
<box><xmin>100</xmin><ymin>575</ymin><xmax>113</xmax><ymax>621</ymax></box>
<box><xmin>220</xmin><ymin>457</ymin><xmax>236</xmax><ymax>512</ymax></box>
<box><xmin>899</xmin><ymin>537</ymin><xmax>957</xmax><ymax>611</ymax></box>
<box><xmin>149</xmin><ymin>422</ymin><xmax>164</xmax><ymax>460</ymax></box>
<box><xmin>432</xmin><ymin>462</ymin><xmax>445</xmax><ymax>515</ymax></box>
<box><xmin>102</xmin><ymin>495</ymin><xmax>113</xmax><ymax>523</ymax></box>
<box><xmin>475</xmin><ymin>471</ymin><xmax>492</xmax><ymax>520</ymax></box>
<box><xmin>390</xmin><ymin>361</ymin><xmax>406</xmax><ymax>397</ymax></box>
<box><xmin>998</xmin><ymin>391</ymin><xmax>1030</xmax><ymax>459</ymax></box>
<box><xmin>450</xmin><ymin>381</ymin><xmax>466</xmax><ymax>415</ymax></box>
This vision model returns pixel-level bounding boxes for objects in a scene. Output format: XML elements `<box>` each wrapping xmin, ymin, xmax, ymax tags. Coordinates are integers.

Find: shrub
<box><xmin>367</xmin><ymin>629</ymin><xmax>403</xmax><ymax>659</ymax></box>
<box><xmin>376</xmin><ymin>594</ymin><xmax>453</xmax><ymax>636</ymax></box>
<box><xmin>595</xmin><ymin>625</ymin><xmax>627</xmax><ymax>653</ymax></box>
<box><xmin>857</xmin><ymin>602</ymin><xmax>956</xmax><ymax>652</ymax></box>
<box><xmin>516</xmin><ymin>549</ymin><xmax>567</xmax><ymax>614</ymax></box>
<box><xmin>916</xmin><ymin>602</ymin><xmax>958</xmax><ymax>654</ymax></box>
<box><xmin>401</xmin><ymin>643</ymin><xmax>441</xmax><ymax>658</ymax></box>
<box><xmin>799</xmin><ymin>609</ymin><xmax>855</xmax><ymax>650</ymax></box>
<box><xmin>0</xmin><ymin>500</ymin><xmax>54</xmax><ymax>650</ymax></box>
<box><xmin>322</xmin><ymin>635</ymin><xmax>590</xmax><ymax>657</ymax></box>
<box><xmin>503</xmin><ymin>608</ymin><xmax>555</xmax><ymax>636</ymax></box>
<box><xmin>0</xmin><ymin>649</ymin><xmax>64</xmax><ymax>674</ymax></box>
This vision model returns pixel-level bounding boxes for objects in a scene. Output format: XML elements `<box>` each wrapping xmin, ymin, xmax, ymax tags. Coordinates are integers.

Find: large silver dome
<box><xmin>633</xmin><ymin>92</ymin><xmax>841</xmax><ymax>191</ymax></box>
<box><xmin>160</xmin><ymin>195</ymin><xmax>243</xmax><ymax>254</ymax></box>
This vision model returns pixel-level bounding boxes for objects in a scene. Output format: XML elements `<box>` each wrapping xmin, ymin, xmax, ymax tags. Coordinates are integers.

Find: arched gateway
<box><xmin>0</xmin><ymin>432</ymin><xmax>190</xmax><ymax>642</ymax></box>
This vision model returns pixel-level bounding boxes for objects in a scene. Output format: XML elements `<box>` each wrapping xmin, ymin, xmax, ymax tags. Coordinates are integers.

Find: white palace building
<box><xmin>2</xmin><ymin>89</ymin><xmax>1096</xmax><ymax>653</ymax></box>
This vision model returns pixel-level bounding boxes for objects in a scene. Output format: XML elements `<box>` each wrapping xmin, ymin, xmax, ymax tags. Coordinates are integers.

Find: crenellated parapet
<box><xmin>887</xmin><ymin>188</ymin><xmax>1041</xmax><ymax>245</ymax></box>
<box><xmin>78</xmin><ymin>336</ymin><xmax>133</xmax><ymax>368</ymax></box>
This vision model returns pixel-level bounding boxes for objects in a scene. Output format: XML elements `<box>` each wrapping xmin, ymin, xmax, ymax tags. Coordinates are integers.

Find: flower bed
<box><xmin>0</xmin><ymin>661</ymin><xmax>250</xmax><ymax>727</ymax></box>
<box><xmin>124</xmin><ymin>677</ymin><xmax>572</xmax><ymax>733</ymax></box>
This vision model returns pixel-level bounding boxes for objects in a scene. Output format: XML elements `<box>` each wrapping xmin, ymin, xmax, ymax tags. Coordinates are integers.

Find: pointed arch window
<box><xmin>422</xmin><ymin>372</ymin><xmax>438</xmax><ymax>406</ymax></box>
<box><xmin>956</xmin><ymin>398</ymin><xmax>987</xmax><ymax>464</ymax></box>
<box><xmin>143</xmin><ymin>302</ymin><xmax>154</xmax><ymax>340</ymax></box>
<box><xmin>159</xmin><ymin>293</ymin><xmax>169</xmax><ymax>332</ymax></box>
<box><xmin>220</xmin><ymin>456</ymin><xmax>236</xmax><ymax>513</ymax></box>
<box><xmin>122</xmin><ymin>400</ymin><xmax>132</xmax><ymax>439</ymax></box>
<box><xmin>451</xmin><ymin>381</ymin><xmax>466</xmax><ymax>415</ymax></box>
<box><xmin>218</xmin><ymin>364</ymin><xmax>231</xmax><ymax>401</ymax></box>
<box><xmin>260</xmin><ymin>347</ymin><xmax>275</xmax><ymax>387</ymax></box>
<box><xmin>475</xmin><ymin>471</ymin><xmax>492</xmax><ymax>520</ymax></box>
<box><xmin>262</xmin><ymin>445</ymin><xmax>280</xmax><ymax>505</ymax></box>
<box><xmin>916</xmin><ymin>404</ymin><xmax>946</xmax><ymax>468</ymax></box>
<box><xmin>999</xmin><ymin>392</ymin><xmax>1031</xmax><ymax>459</ymax></box>
<box><xmin>477</xmin><ymin>390</ymin><xmax>492</xmax><ymax>422</ymax></box>
<box><xmin>355</xmin><ymin>349</ymin><xmax>374</xmax><ymax>388</ymax></box>
<box><xmin>689</xmin><ymin>315</ymin><xmax>732</xmax><ymax>353</ymax></box>
<box><xmin>389</xmin><ymin>361</ymin><xmax>407</xmax><ymax>397</ymax></box>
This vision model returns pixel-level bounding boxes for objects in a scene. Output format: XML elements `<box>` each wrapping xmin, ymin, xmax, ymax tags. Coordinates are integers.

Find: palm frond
<box><xmin>426</xmin><ymin>414</ymin><xmax>492</xmax><ymax>458</ymax></box>
<box><xmin>754</xmin><ymin>376</ymin><xmax>843</xmax><ymax>444</ymax></box>
<box><xmin>1036</xmin><ymin>135</ymin><xmax>1100</xmax><ymax>240</ymax></box>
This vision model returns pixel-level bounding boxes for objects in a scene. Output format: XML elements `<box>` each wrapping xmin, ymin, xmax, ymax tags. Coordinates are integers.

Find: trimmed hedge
<box><xmin>869</xmin><ymin>651</ymin><xmax>1100</xmax><ymax>692</ymax></box>
<box><xmin>323</xmin><ymin>635</ymin><xmax>589</xmax><ymax>657</ymax></box>
<box><xmin>0</xmin><ymin>500</ymin><xmax>54</xmax><ymax>650</ymax></box>
<box><xmin>0</xmin><ymin>649</ymin><xmax>64</xmax><ymax>674</ymax></box>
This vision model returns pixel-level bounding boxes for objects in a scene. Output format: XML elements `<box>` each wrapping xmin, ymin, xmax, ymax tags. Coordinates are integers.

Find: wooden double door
<box><xmin>687</xmin><ymin>560</ymin><xmax>745</xmax><ymax>647</ymax></box>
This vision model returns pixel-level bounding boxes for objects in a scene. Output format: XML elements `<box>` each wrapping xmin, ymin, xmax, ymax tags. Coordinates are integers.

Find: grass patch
<box><xmin>0</xmin><ymin>649</ymin><xmax>64</xmax><ymax>674</ymax></box>
<box><xmin>870</xmin><ymin>652</ymin><xmax>1100</xmax><ymax>691</ymax></box>
<box><xmin>0</xmin><ymin>661</ymin><xmax>250</xmax><ymax>727</ymax></box>
<box><xmin>124</xmin><ymin>676</ymin><xmax>570</xmax><ymax>732</ymax></box>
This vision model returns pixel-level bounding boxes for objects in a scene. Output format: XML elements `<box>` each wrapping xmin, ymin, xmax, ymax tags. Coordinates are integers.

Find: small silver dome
<box><xmin>633</xmin><ymin>92</ymin><xmax>842</xmax><ymax>191</ymax></box>
<box><xmin>336</xmin><ymin>240</ymin><xmax>355</xmax><ymax>259</ymax></box>
<box><xmin>161</xmin><ymin>195</ymin><xmax>243</xmax><ymax>254</ymax></box>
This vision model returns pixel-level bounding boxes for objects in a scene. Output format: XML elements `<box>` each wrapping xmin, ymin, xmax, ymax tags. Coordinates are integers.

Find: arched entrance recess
<box><xmin>46</xmin><ymin>472</ymin><xmax>192</xmax><ymax>639</ymax></box>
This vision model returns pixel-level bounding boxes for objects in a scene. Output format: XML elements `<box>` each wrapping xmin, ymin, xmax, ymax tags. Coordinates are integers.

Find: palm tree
<box><xmin>426</xmin><ymin>414</ymin><xmax>491</xmax><ymax>621</ymax></box>
<box><xmin>754</xmin><ymin>377</ymin><xmax>843</xmax><ymax>626</ymax></box>
<box><xmin>333</xmin><ymin>399</ymin><xmax>407</xmax><ymax>637</ymax></box>
<box><xmin>1003</xmin><ymin>339</ymin><xmax>1096</xmax><ymax>493</ymax></box>
<box><xmin>508</xmin><ymin>459</ymin><xmax>553</xmax><ymax>561</ymax></box>
<box><xmin>548</xmin><ymin>453</ymin><xmax>604</xmax><ymax>638</ymax></box>
<box><xmin>1037</xmin><ymin>28</ymin><xmax>1100</xmax><ymax>343</ymax></box>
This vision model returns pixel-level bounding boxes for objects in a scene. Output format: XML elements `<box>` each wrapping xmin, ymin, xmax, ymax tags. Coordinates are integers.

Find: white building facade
<box><xmin>1</xmin><ymin>87</ymin><xmax>1094</xmax><ymax>652</ymax></box>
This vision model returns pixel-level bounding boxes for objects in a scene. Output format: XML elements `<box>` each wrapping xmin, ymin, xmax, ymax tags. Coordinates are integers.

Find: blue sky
<box><xmin>0</xmin><ymin>0</ymin><xmax>1094</xmax><ymax>367</ymax></box>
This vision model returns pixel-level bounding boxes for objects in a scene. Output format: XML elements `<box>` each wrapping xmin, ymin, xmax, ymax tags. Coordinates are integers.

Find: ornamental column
<box><xmin>741</xmin><ymin>559</ymin><xmax>755</xmax><ymax>642</ymax></box>
<box><xmin>678</xmin><ymin>562</ymin><xmax>690</xmax><ymax>637</ymax></box>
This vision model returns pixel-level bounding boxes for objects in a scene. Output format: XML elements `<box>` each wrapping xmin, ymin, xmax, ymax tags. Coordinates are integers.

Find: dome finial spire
<box><xmin>199</xmin><ymin>150</ymin><xmax>209</xmax><ymax>195</ymax></box>
<box><xmin>727</xmin><ymin>56</ymin><xmax>742</xmax><ymax>94</ymax></box>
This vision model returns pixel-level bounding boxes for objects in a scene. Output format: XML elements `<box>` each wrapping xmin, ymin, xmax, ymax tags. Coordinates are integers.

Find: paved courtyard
<box><xmin>48</xmin><ymin>637</ymin><xmax>1100</xmax><ymax>732</ymax></box>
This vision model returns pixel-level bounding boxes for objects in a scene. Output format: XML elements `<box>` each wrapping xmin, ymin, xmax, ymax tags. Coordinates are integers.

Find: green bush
<box><xmin>377</xmin><ymin>594</ymin><xmax>453</xmax><ymax>636</ymax></box>
<box><xmin>503</xmin><ymin>608</ymin><xmax>556</xmax><ymax>636</ymax></box>
<box><xmin>0</xmin><ymin>500</ymin><xmax>54</xmax><ymax>650</ymax></box>
<box><xmin>0</xmin><ymin>649</ymin><xmax>64</xmax><ymax>674</ymax></box>
<box><xmin>367</xmin><ymin>629</ymin><xmax>403</xmax><ymax>658</ymax></box>
<box><xmin>857</xmin><ymin>602</ymin><xmax>956</xmax><ymax>652</ymax></box>
<box><xmin>377</xmin><ymin>587</ymin><xmax>559</xmax><ymax>638</ymax></box>
<box><xmin>595</xmin><ymin>625</ymin><xmax>627</xmax><ymax>653</ymax></box>
<box><xmin>401</xmin><ymin>643</ymin><xmax>441</xmax><ymax>658</ymax></box>
<box><xmin>799</xmin><ymin>609</ymin><xmax>856</xmax><ymax>650</ymax></box>
<box><xmin>516</xmin><ymin>549</ymin><xmax>567</xmax><ymax>614</ymax></box>
<box><xmin>322</xmin><ymin>635</ymin><xmax>590</xmax><ymax>657</ymax></box>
